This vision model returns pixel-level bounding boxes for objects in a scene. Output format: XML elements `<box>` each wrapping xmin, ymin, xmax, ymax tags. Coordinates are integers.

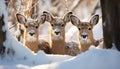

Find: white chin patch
<box><xmin>26</xmin><ymin>36</ymin><xmax>36</xmax><ymax>42</ymax></box>
<box><xmin>52</xmin><ymin>34</ymin><xmax>63</xmax><ymax>40</ymax></box>
<box><xmin>80</xmin><ymin>37</ymin><xmax>91</xmax><ymax>44</ymax></box>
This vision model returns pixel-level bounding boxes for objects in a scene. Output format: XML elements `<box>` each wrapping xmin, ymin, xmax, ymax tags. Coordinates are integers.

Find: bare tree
<box><xmin>0</xmin><ymin>15</ymin><xmax>6</xmax><ymax>55</ymax></box>
<box><xmin>100</xmin><ymin>0</ymin><xmax>120</xmax><ymax>51</ymax></box>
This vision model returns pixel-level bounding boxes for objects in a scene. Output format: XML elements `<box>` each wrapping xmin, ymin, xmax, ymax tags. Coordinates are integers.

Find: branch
<box><xmin>69</xmin><ymin>0</ymin><xmax>83</xmax><ymax>12</ymax></box>
<box><xmin>91</xmin><ymin>2</ymin><xmax>101</xmax><ymax>16</ymax></box>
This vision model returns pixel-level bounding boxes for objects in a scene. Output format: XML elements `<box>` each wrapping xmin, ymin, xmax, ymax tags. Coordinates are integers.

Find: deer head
<box><xmin>42</xmin><ymin>11</ymin><xmax>72</xmax><ymax>40</ymax></box>
<box><xmin>16</xmin><ymin>13</ymin><xmax>46</xmax><ymax>42</ymax></box>
<box><xmin>70</xmin><ymin>14</ymin><xmax>99</xmax><ymax>44</ymax></box>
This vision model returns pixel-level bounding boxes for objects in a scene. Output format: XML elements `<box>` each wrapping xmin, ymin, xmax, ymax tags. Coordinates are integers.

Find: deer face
<box><xmin>70</xmin><ymin>15</ymin><xmax>99</xmax><ymax>43</ymax></box>
<box><xmin>43</xmin><ymin>11</ymin><xmax>72</xmax><ymax>40</ymax></box>
<box><xmin>16</xmin><ymin>13</ymin><xmax>45</xmax><ymax>42</ymax></box>
<box><xmin>50</xmin><ymin>18</ymin><xmax>65</xmax><ymax>36</ymax></box>
<box><xmin>24</xmin><ymin>19</ymin><xmax>39</xmax><ymax>36</ymax></box>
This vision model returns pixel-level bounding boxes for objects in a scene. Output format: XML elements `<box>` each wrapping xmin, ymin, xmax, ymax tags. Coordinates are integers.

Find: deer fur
<box><xmin>16</xmin><ymin>13</ymin><xmax>50</xmax><ymax>53</ymax></box>
<box><xmin>42</xmin><ymin>11</ymin><xmax>80</xmax><ymax>56</ymax></box>
<box><xmin>65</xmin><ymin>41</ymin><xmax>80</xmax><ymax>56</ymax></box>
<box><xmin>70</xmin><ymin>14</ymin><xmax>99</xmax><ymax>52</ymax></box>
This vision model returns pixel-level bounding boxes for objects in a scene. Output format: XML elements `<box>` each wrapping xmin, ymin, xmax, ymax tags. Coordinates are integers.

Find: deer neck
<box><xmin>79</xmin><ymin>33</ymin><xmax>94</xmax><ymax>52</ymax></box>
<box><xmin>24</xmin><ymin>30</ymin><xmax>39</xmax><ymax>53</ymax></box>
<box><xmin>50</xmin><ymin>29</ymin><xmax>65</xmax><ymax>54</ymax></box>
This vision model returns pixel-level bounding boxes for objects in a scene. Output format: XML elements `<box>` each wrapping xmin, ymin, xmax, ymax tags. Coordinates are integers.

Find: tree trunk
<box><xmin>0</xmin><ymin>15</ymin><xmax>6</xmax><ymax>55</ymax></box>
<box><xmin>100</xmin><ymin>0</ymin><xmax>120</xmax><ymax>51</ymax></box>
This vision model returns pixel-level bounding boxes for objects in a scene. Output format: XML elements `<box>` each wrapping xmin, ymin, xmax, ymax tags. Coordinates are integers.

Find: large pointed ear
<box><xmin>90</xmin><ymin>15</ymin><xmax>99</xmax><ymax>25</ymax></box>
<box><xmin>43</xmin><ymin>11</ymin><xmax>53</xmax><ymax>22</ymax></box>
<box><xmin>70</xmin><ymin>15</ymin><xmax>80</xmax><ymax>26</ymax></box>
<box><xmin>16</xmin><ymin>13</ymin><xmax>27</xmax><ymax>24</ymax></box>
<box><xmin>37</xmin><ymin>14</ymin><xmax>46</xmax><ymax>24</ymax></box>
<box><xmin>63</xmin><ymin>12</ymin><xmax>72</xmax><ymax>23</ymax></box>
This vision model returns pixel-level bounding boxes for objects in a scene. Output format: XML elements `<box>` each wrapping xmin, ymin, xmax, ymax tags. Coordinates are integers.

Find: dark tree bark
<box><xmin>0</xmin><ymin>15</ymin><xmax>6</xmax><ymax>55</ymax></box>
<box><xmin>100</xmin><ymin>0</ymin><xmax>120</xmax><ymax>51</ymax></box>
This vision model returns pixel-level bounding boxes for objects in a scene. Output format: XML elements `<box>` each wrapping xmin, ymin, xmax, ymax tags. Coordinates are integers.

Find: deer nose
<box><xmin>82</xmin><ymin>35</ymin><xmax>87</xmax><ymax>38</ymax></box>
<box><xmin>55</xmin><ymin>31</ymin><xmax>60</xmax><ymax>35</ymax></box>
<box><xmin>29</xmin><ymin>32</ymin><xmax>35</xmax><ymax>36</ymax></box>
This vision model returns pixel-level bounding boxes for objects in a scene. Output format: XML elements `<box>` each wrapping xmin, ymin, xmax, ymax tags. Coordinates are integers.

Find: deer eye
<box><xmin>61</xmin><ymin>24</ymin><xmax>64</xmax><ymax>27</ymax></box>
<box><xmin>25</xmin><ymin>25</ymin><xmax>28</xmax><ymax>28</ymax></box>
<box><xmin>78</xmin><ymin>28</ymin><xmax>81</xmax><ymax>30</ymax></box>
<box><xmin>51</xmin><ymin>24</ymin><xmax>54</xmax><ymax>26</ymax></box>
<box><xmin>88</xmin><ymin>27</ymin><xmax>91</xmax><ymax>30</ymax></box>
<box><xmin>35</xmin><ymin>26</ymin><xmax>39</xmax><ymax>28</ymax></box>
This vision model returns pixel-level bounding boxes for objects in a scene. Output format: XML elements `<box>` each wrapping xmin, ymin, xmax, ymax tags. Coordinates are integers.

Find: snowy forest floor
<box><xmin>0</xmin><ymin>0</ymin><xmax>120</xmax><ymax>69</ymax></box>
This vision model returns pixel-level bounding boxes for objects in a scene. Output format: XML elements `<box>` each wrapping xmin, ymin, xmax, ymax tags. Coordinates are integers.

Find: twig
<box><xmin>70</xmin><ymin>0</ymin><xmax>83</xmax><ymax>12</ymax></box>
<box><xmin>90</xmin><ymin>1</ymin><xmax>102</xmax><ymax>19</ymax></box>
<box><xmin>91</xmin><ymin>2</ymin><xmax>101</xmax><ymax>16</ymax></box>
<box><xmin>28</xmin><ymin>0</ymin><xmax>40</xmax><ymax>12</ymax></box>
<box><xmin>9</xmin><ymin>23</ymin><xmax>18</xmax><ymax>30</ymax></box>
<box><xmin>64</xmin><ymin>0</ymin><xmax>69</xmax><ymax>11</ymax></box>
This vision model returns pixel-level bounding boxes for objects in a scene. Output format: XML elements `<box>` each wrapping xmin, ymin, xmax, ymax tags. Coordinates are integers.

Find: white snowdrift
<box><xmin>1</xmin><ymin>0</ymin><xmax>120</xmax><ymax>69</ymax></box>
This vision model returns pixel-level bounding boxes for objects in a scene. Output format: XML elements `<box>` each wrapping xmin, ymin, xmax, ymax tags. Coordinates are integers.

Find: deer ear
<box><xmin>90</xmin><ymin>15</ymin><xmax>99</xmax><ymax>25</ymax></box>
<box><xmin>37</xmin><ymin>14</ymin><xmax>46</xmax><ymax>24</ymax></box>
<box><xmin>43</xmin><ymin>11</ymin><xmax>53</xmax><ymax>22</ymax></box>
<box><xmin>63</xmin><ymin>12</ymin><xmax>72</xmax><ymax>23</ymax></box>
<box><xmin>16</xmin><ymin>13</ymin><xmax>27</xmax><ymax>24</ymax></box>
<box><xmin>70</xmin><ymin>15</ymin><xmax>80</xmax><ymax>26</ymax></box>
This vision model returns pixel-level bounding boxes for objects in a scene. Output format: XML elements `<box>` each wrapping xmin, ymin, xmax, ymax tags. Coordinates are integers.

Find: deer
<box><xmin>70</xmin><ymin>14</ymin><xmax>100</xmax><ymax>52</ymax></box>
<box><xmin>16</xmin><ymin>13</ymin><xmax>51</xmax><ymax>53</ymax></box>
<box><xmin>42</xmin><ymin>11</ymin><xmax>80</xmax><ymax>56</ymax></box>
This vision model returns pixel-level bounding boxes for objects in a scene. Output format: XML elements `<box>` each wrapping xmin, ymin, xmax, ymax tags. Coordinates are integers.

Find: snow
<box><xmin>1</xmin><ymin>0</ymin><xmax>120</xmax><ymax>69</ymax></box>
<box><xmin>0</xmin><ymin>0</ymin><xmax>6</xmax><ymax>16</ymax></box>
<box><xmin>0</xmin><ymin>0</ymin><xmax>8</xmax><ymax>32</ymax></box>
<box><xmin>93</xmin><ymin>18</ymin><xmax>103</xmax><ymax>39</ymax></box>
<box><xmin>54</xmin><ymin>47</ymin><xmax>120</xmax><ymax>69</ymax></box>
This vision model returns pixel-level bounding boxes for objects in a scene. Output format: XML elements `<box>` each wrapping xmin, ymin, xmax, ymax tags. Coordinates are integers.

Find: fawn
<box><xmin>16</xmin><ymin>13</ymin><xmax>50</xmax><ymax>53</ymax></box>
<box><xmin>70</xmin><ymin>14</ymin><xmax>99</xmax><ymax>52</ymax></box>
<box><xmin>42</xmin><ymin>11</ymin><xmax>80</xmax><ymax>55</ymax></box>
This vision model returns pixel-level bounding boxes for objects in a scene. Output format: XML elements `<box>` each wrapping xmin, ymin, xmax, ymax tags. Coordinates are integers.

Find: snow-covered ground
<box><xmin>0</xmin><ymin>0</ymin><xmax>120</xmax><ymax>69</ymax></box>
<box><xmin>1</xmin><ymin>46</ymin><xmax>120</xmax><ymax>69</ymax></box>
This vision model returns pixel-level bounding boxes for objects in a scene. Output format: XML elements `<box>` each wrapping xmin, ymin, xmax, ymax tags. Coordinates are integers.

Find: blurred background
<box><xmin>7</xmin><ymin>0</ymin><xmax>103</xmax><ymax>43</ymax></box>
